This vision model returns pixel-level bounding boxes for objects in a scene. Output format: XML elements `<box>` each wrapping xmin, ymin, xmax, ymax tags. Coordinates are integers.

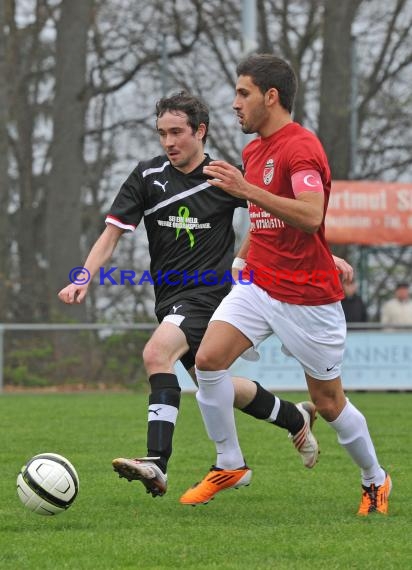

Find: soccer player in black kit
<box><xmin>59</xmin><ymin>92</ymin><xmax>345</xmax><ymax>499</ymax></box>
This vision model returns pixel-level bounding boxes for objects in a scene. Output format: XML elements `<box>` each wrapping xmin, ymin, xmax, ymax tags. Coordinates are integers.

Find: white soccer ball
<box><xmin>16</xmin><ymin>452</ymin><xmax>79</xmax><ymax>516</ymax></box>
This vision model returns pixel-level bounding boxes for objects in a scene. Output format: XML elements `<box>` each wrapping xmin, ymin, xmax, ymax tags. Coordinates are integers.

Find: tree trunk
<box><xmin>318</xmin><ymin>0</ymin><xmax>362</xmax><ymax>179</ymax></box>
<box><xmin>46</xmin><ymin>0</ymin><xmax>94</xmax><ymax>321</ymax></box>
<box><xmin>6</xmin><ymin>0</ymin><xmax>46</xmax><ymax>322</ymax></box>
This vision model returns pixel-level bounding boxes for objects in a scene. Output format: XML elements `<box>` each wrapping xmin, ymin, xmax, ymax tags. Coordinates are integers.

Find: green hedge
<box><xmin>4</xmin><ymin>329</ymin><xmax>153</xmax><ymax>389</ymax></box>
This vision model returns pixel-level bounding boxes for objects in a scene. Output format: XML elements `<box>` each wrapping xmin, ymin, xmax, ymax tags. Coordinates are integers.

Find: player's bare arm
<box><xmin>58</xmin><ymin>224</ymin><xmax>124</xmax><ymax>304</ymax></box>
<box><xmin>235</xmin><ymin>231</ymin><xmax>250</xmax><ymax>260</ymax></box>
<box><xmin>231</xmin><ymin>232</ymin><xmax>250</xmax><ymax>281</ymax></box>
<box><xmin>204</xmin><ymin>160</ymin><xmax>324</xmax><ymax>233</ymax></box>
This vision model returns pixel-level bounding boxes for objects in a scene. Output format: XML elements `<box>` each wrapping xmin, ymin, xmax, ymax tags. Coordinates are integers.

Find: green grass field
<box><xmin>0</xmin><ymin>391</ymin><xmax>410</xmax><ymax>569</ymax></box>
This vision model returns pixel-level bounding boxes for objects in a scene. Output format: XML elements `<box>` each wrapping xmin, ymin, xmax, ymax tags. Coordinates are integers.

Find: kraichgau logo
<box><xmin>263</xmin><ymin>158</ymin><xmax>274</xmax><ymax>185</ymax></box>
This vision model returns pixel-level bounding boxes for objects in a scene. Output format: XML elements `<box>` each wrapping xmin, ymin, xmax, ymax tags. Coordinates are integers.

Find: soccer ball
<box><xmin>16</xmin><ymin>452</ymin><xmax>79</xmax><ymax>516</ymax></box>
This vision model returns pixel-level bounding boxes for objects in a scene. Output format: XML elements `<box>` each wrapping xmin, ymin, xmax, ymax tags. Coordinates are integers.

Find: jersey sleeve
<box><xmin>286</xmin><ymin>133</ymin><xmax>328</xmax><ymax>177</ymax></box>
<box><xmin>105</xmin><ymin>167</ymin><xmax>145</xmax><ymax>232</ymax></box>
<box><xmin>237</xmin><ymin>198</ymin><xmax>248</xmax><ymax>208</ymax></box>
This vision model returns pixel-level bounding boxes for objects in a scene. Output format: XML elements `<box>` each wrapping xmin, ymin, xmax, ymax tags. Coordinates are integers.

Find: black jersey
<box><xmin>106</xmin><ymin>154</ymin><xmax>246</xmax><ymax>311</ymax></box>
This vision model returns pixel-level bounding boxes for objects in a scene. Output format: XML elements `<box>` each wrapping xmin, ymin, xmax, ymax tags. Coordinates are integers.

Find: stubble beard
<box><xmin>241</xmin><ymin>125</ymin><xmax>253</xmax><ymax>134</ymax></box>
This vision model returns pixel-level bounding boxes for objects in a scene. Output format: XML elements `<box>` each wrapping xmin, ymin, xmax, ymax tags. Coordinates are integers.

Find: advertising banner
<box><xmin>177</xmin><ymin>331</ymin><xmax>412</xmax><ymax>391</ymax></box>
<box><xmin>326</xmin><ymin>181</ymin><xmax>412</xmax><ymax>245</ymax></box>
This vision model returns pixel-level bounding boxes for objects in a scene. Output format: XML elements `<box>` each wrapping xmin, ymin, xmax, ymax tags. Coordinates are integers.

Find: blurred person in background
<box><xmin>341</xmin><ymin>280</ymin><xmax>367</xmax><ymax>323</ymax></box>
<box><xmin>380</xmin><ymin>282</ymin><xmax>412</xmax><ymax>326</ymax></box>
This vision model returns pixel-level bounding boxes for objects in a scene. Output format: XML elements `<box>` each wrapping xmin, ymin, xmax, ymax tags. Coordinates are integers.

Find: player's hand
<box><xmin>231</xmin><ymin>268</ymin><xmax>242</xmax><ymax>283</ymax></box>
<box><xmin>203</xmin><ymin>160</ymin><xmax>248</xmax><ymax>198</ymax></box>
<box><xmin>332</xmin><ymin>255</ymin><xmax>353</xmax><ymax>283</ymax></box>
<box><xmin>58</xmin><ymin>283</ymin><xmax>89</xmax><ymax>304</ymax></box>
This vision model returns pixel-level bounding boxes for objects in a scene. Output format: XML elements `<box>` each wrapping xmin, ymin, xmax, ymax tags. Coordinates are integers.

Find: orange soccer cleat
<box><xmin>179</xmin><ymin>465</ymin><xmax>252</xmax><ymax>506</ymax></box>
<box><xmin>357</xmin><ymin>471</ymin><xmax>392</xmax><ymax>515</ymax></box>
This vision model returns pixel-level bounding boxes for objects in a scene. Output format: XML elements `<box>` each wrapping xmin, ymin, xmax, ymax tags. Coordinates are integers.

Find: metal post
<box><xmin>242</xmin><ymin>0</ymin><xmax>257</xmax><ymax>55</ymax></box>
<box><xmin>159</xmin><ymin>3</ymin><xmax>169</xmax><ymax>97</ymax></box>
<box><xmin>0</xmin><ymin>325</ymin><xmax>4</xmax><ymax>393</ymax></box>
<box><xmin>358</xmin><ymin>245</ymin><xmax>365</xmax><ymax>298</ymax></box>
<box><xmin>235</xmin><ymin>0</ymin><xmax>258</xmax><ymax>246</ymax></box>
<box><xmin>161</xmin><ymin>34</ymin><xmax>168</xmax><ymax>96</ymax></box>
<box><xmin>349</xmin><ymin>34</ymin><xmax>358</xmax><ymax>179</ymax></box>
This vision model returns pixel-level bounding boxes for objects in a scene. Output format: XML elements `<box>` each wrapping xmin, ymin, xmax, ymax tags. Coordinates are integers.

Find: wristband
<box><xmin>232</xmin><ymin>257</ymin><xmax>246</xmax><ymax>270</ymax></box>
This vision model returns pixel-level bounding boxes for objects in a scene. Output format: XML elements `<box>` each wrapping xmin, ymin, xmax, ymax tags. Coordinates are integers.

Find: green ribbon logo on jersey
<box><xmin>176</xmin><ymin>205</ymin><xmax>195</xmax><ymax>248</ymax></box>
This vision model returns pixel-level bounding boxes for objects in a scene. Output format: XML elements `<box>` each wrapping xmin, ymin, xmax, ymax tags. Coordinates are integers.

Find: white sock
<box><xmin>329</xmin><ymin>399</ymin><xmax>385</xmax><ymax>486</ymax></box>
<box><xmin>195</xmin><ymin>367</ymin><xmax>244</xmax><ymax>470</ymax></box>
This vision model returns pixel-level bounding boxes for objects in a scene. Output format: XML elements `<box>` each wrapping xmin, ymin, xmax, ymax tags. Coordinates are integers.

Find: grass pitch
<box><xmin>0</xmin><ymin>391</ymin><xmax>410</xmax><ymax>569</ymax></box>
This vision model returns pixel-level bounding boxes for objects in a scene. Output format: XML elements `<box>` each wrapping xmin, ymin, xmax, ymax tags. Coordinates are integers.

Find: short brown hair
<box><xmin>236</xmin><ymin>54</ymin><xmax>297</xmax><ymax>113</ymax></box>
<box><xmin>156</xmin><ymin>91</ymin><xmax>209</xmax><ymax>143</ymax></box>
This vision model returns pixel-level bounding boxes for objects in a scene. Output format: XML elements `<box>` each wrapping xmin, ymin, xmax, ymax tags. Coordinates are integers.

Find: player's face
<box><xmin>157</xmin><ymin>111</ymin><xmax>206</xmax><ymax>173</ymax></box>
<box><xmin>233</xmin><ymin>75</ymin><xmax>269</xmax><ymax>135</ymax></box>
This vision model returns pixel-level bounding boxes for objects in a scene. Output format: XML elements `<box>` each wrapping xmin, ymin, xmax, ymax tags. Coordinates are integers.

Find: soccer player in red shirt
<box><xmin>180</xmin><ymin>54</ymin><xmax>391</xmax><ymax>516</ymax></box>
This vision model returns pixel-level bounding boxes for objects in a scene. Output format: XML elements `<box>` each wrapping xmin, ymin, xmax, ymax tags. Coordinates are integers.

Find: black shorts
<box><xmin>155</xmin><ymin>298</ymin><xmax>217</xmax><ymax>370</ymax></box>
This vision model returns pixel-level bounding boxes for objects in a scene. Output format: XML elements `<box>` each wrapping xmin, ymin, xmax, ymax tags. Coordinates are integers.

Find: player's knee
<box><xmin>314</xmin><ymin>400</ymin><xmax>335</xmax><ymax>421</ymax></box>
<box><xmin>195</xmin><ymin>345</ymin><xmax>222</xmax><ymax>371</ymax></box>
<box><xmin>143</xmin><ymin>340</ymin><xmax>167</xmax><ymax>370</ymax></box>
<box><xmin>312</xmin><ymin>393</ymin><xmax>344</xmax><ymax>422</ymax></box>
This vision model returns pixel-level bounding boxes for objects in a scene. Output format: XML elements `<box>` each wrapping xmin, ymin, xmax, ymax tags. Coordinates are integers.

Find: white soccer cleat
<box><xmin>112</xmin><ymin>456</ymin><xmax>167</xmax><ymax>497</ymax></box>
<box><xmin>288</xmin><ymin>401</ymin><xmax>319</xmax><ymax>468</ymax></box>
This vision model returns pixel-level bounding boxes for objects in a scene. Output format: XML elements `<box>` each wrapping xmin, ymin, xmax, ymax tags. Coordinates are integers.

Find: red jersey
<box><xmin>242</xmin><ymin>122</ymin><xmax>344</xmax><ymax>305</ymax></box>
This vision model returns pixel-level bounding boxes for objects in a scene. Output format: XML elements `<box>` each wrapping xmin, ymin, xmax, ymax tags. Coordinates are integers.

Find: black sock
<box><xmin>147</xmin><ymin>373</ymin><xmax>181</xmax><ymax>473</ymax></box>
<box><xmin>241</xmin><ymin>381</ymin><xmax>276</xmax><ymax>419</ymax></box>
<box><xmin>241</xmin><ymin>381</ymin><xmax>304</xmax><ymax>434</ymax></box>
<box><xmin>274</xmin><ymin>400</ymin><xmax>304</xmax><ymax>435</ymax></box>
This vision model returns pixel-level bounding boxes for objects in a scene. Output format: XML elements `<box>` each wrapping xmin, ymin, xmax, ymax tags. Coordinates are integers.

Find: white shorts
<box><xmin>210</xmin><ymin>282</ymin><xmax>346</xmax><ymax>380</ymax></box>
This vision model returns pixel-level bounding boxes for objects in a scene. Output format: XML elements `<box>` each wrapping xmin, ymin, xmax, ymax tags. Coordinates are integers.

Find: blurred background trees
<box><xmin>1</xmin><ymin>0</ymin><xmax>412</xmax><ymax>325</ymax></box>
